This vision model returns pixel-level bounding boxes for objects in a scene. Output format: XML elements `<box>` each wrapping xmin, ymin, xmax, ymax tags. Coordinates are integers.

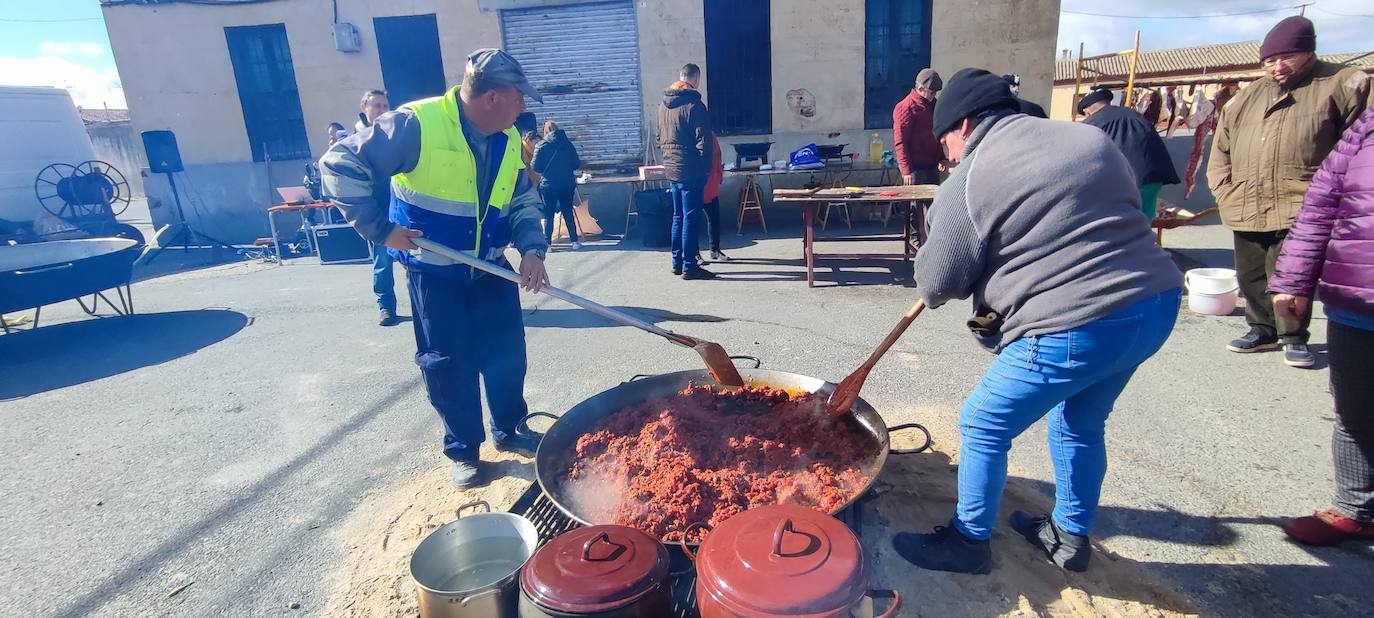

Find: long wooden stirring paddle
<box><xmin>827</xmin><ymin>298</ymin><xmax>926</xmax><ymax>415</ymax></box>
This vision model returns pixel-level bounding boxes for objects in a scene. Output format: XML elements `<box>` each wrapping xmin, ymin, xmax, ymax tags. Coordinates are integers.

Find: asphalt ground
<box><xmin>1</xmin><ymin>216</ymin><xmax>1370</xmax><ymax>617</ymax></box>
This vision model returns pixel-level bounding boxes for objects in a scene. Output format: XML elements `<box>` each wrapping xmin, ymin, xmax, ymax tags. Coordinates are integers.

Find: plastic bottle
<box><xmin>869</xmin><ymin>132</ymin><xmax>883</xmax><ymax>163</ymax></box>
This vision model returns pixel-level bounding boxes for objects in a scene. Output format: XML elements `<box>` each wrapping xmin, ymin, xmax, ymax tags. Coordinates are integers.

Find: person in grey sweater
<box><xmin>893</xmin><ymin>69</ymin><xmax>1183</xmax><ymax>574</ymax></box>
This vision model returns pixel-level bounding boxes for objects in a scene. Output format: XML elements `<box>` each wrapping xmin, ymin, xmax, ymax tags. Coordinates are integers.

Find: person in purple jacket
<box><xmin>1268</xmin><ymin>102</ymin><xmax>1374</xmax><ymax>546</ymax></box>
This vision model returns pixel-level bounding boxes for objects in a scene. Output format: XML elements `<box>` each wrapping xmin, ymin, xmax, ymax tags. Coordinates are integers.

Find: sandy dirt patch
<box><xmin>323</xmin><ymin>409</ymin><xmax>1198</xmax><ymax>617</ymax></box>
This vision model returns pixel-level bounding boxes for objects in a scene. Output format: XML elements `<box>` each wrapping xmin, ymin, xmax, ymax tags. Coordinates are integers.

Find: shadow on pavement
<box><xmin>866</xmin><ymin>449</ymin><xmax>1374</xmax><ymax>618</ymax></box>
<box><xmin>0</xmin><ymin>309</ymin><xmax>249</xmax><ymax>400</ymax></box>
<box><xmin>46</xmin><ymin>375</ymin><xmax>424</xmax><ymax>618</ymax></box>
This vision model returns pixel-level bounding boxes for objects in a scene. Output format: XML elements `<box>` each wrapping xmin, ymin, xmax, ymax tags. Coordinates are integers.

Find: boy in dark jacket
<box><xmin>531</xmin><ymin>120</ymin><xmax>581</xmax><ymax>248</ymax></box>
<box><xmin>657</xmin><ymin>63</ymin><xmax>715</xmax><ymax>280</ymax></box>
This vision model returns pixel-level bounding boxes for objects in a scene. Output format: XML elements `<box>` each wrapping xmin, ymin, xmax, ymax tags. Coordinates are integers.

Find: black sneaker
<box><xmin>672</xmin><ymin>266</ymin><xmax>682</xmax><ymax>276</ymax></box>
<box><xmin>451</xmin><ymin>460</ymin><xmax>488</xmax><ymax>489</ymax></box>
<box><xmin>494</xmin><ymin>431</ymin><xmax>542</xmax><ymax>457</ymax></box>
<box><xmin>1284</xmin><ymin>343</ymin><xmax>1316</xmax><ymax>368</ymax></box>
<box><xmin>891</xmin><ymin>524</ymin><xmax>992</xmax><ymax>574</ymax></box>
<box><xmin>1009</xmin><ymin>511</ymin><xmax>1091</xmax><ymax>572</ymax></box>
<box><xmin>1226</xmin><ymin>330</ymin><xmax>1279</xmax><ymax>353</ymax></box>
<box><xmin>378</xmin><ymin>309</ymin><xmax>399</xmax><ymax>327</ymax></box>
<box><xmin>682</xmin><ymin>267</ymin><xmax>718</xmax><ymax>280</ymax></box>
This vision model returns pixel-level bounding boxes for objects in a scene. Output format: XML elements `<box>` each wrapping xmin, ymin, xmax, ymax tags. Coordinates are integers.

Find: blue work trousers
<box><xmin>407</xmin><ymin>267</ymin><xmax>529</xmax><ymax>462</ymax></box>
<box><xmin>372</xmin><ymin>242</ymin><xmax>397</xmax><ymax>313</ymax></box>
<box><xmin>954</xmin><ymin>289</ymin><xmax>1181</xmax><ymax>540</ymax></box>
<box><xmin>670</xmin><ymin>180</ymin><xmax>705</xmax><ymax>271</ymax></box>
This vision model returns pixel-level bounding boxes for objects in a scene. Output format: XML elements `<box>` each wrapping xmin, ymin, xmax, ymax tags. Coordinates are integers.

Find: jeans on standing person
<box><xmin>539</xmin><ymin>185</ymin><xmax>579</xmax><ymax>244</ymax></box>
<box><xmin>407</xmin><ymin>267</ymin><xmax>529</xmax><ymax>462</ymax></box>
<box><xmin>372</xmin><ymin>243</ymin><xmax>397</xmax><ymax>313</ymax></box>
<box><xmin>1328</xmin><ymin>320</ymin><xmax>1374</xmax><ymax>522</ymax></box>
<box><xmin>670</xmin><ymin>180</ymin><xmax>705</xmax><ymax>270</ymax></box>
<box><xmin>953</xmin><ymin>289</ymin><xmax>1181</xmax><ymax>540</ymax></box>
<box><xmin>703</xmin><ymin>197</ymin><xmax>723</xmax><ymax>252</ymax></box>
<box><xmin>1235</xmin><ymin>230</ymin><xmax>1311</xmax><ymax>343</ymax></box>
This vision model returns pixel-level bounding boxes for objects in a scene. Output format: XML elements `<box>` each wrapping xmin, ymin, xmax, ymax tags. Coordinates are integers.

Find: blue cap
<box><xmin>467</xmin><ymin>48</ymin><xmax>543</xmax><ymax>103</ymax></box>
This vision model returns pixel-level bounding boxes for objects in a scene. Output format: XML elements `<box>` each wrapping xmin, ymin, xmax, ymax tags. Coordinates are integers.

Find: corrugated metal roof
<box><xmin>1056</xmin><ymin>41</ymin><xmax>1374</xmax><ymax>83</ymax></box>
<box><xmin>1055</xmin><ymin>40</ymin><xmax>1260</xmax><ymax>82</ymax></box>
<box><xmin>78</xmin><ymin>108</ymin><xmax>131</xmax><ymax>124</ymax></box>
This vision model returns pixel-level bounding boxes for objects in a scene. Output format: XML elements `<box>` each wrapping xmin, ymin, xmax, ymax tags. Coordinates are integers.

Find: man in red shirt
<box><xmin>893</xmin><ymin>68</ymin><xmax>945</xmax><ymax>185</ymax></box>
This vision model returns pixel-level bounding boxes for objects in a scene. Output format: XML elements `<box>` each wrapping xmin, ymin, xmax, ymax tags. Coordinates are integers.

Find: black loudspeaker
<box><xmin>141</xmin><ymin>130</ymin><xmax>184</xmax><ymax>173</ymax></box>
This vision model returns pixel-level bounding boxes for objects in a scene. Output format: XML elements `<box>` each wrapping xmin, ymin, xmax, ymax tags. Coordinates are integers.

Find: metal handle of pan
<box><xmin>455</xmin><ymin>500</ymin><xmax>491</xmax><ymax>517</ymax></box>
<box><xmin>888</xmin><ymin>423</ymin><xmax>932</xmax><ymax>455</ymax></box>
<box><xmin>412</xmin><ymin>238</ymin><xmax>694</xmax><ymax>348</ymax></box>
<box><xmin>581</xmin><ymin>532</ymin><xmax>628</xmax><ymax>562</ymax></box>
<box><xmin>515</xmin><ymin>411</ymin><xmax>560</xmax><ymax>437</ymax></box>
<box><xmin>866</xmin><ymin>589</ymin><xmax>902</xmax><ymax>618</ymax></box>
<box><xmin>729</xmin><ymin>355</ymin><xmax>762</xmax><ymax>368</ymax></box>
<box><xmin>679</xmin><ymin>522</ymin><xmax>712</xmax><ymax>562</ymax></box>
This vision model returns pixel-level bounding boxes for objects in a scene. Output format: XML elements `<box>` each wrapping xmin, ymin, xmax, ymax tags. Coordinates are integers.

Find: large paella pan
<box><xmin>523</xmin><ymin>364</ymin><xmax>930</xmax><ymax>545</ymax></box>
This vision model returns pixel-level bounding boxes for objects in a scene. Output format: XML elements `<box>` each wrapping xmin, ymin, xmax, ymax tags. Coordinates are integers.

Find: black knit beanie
<box><xmin>1260</xmin><ymin>16</ymin><xmax>1316</xmax><ymax>61</ymax></box>
<box><xmin>932</xmin><ymin>68</ymin><xmax>1020</xmax><ymax>138</ymax></box>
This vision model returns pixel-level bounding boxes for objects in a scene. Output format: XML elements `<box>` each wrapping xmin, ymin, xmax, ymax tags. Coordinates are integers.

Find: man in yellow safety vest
<box><xmin>320</xmin><ymin>49</ymin><xmax>549</xmax><ymax>489</ymax></box>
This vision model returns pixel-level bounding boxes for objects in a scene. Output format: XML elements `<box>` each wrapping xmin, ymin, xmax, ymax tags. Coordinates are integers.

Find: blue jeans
<box><xmin>670</xmin><ymin>180</ymin><xmax>704</xmax><ymax>270</ymax></box>
<box><xmin>953</xmin><ymin>289</ymin><xmax>1182</xmax><ymax>540</ymax></box>
<box><xmin>372</xmin><ymin>242</ymin><xmax>397</xmax><ymax>313</ymax></box>
<box><xmin>407</xmin><ymin>268</ymin><xmax>529</xmax><ymax>462</ymax></box>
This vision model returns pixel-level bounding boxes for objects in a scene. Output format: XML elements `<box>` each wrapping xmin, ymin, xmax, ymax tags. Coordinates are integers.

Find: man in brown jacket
<box><xmin>1207</xmin><ymin>15</ymin><xmax>1371</xmax><ymax>367</ymax></box>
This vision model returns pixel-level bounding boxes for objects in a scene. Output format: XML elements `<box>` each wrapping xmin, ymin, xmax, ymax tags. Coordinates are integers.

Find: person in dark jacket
<box><xmin>1268</xmin><ymin>102</ymin><xmax>1374</xmax><ymax>546</ymax></box>
<box><xmin>657</xmin><ymin>63</ymin><xmax>716</xmax><ymax>280</ymax></box>
<box><xmin>531</xmin><ymin>120</ymin><xmax>582</xmax><ymax>249</ymax></box>
<box><xmin>1079</xmin><ymin>87</ymin><xmax>1181</xmax><ymax>221</ymax></box>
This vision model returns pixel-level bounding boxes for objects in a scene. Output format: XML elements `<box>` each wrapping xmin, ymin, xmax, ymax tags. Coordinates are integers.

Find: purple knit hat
<box><xmin>1260</xmin><ymin>16</ymin><xmax>1316</xmax><ymax>60</ymax></box>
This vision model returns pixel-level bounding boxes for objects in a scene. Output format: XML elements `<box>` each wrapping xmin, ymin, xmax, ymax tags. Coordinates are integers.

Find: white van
<box><xmin>0</xmin><ymin>86</ymin><xmax>96</xmax><ymax>224</ymax></box>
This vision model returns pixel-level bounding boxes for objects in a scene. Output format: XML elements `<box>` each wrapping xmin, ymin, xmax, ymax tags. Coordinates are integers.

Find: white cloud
<box><xmin>0</xmin><ymin>55</ymin><xmax>125</xmax><ymax>109</ymax></box>
<box><xmin>38</xmin><ymin>41</ymin><xmax>107</xmax><ymax>58</ymax></box>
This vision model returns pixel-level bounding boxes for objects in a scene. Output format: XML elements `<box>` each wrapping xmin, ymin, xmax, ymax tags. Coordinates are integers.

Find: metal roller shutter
<box><xmin>501</xmin><ymin>1</ymin><xmax>642</xmax><ymax>170</ymax></box>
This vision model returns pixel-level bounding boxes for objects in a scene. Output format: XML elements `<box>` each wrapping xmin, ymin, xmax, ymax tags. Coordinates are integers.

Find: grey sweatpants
<box><xmin>1329</xmin><ymin>320</ymin><xmax>1374</xmax><ymax>522</ymax></box>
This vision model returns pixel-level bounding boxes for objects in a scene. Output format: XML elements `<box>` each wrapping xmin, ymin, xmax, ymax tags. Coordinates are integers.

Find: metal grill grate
<box><xmin>508</xmin><ymin>481</ymin><xmax>865</xmax><ymax>617</ymax></box>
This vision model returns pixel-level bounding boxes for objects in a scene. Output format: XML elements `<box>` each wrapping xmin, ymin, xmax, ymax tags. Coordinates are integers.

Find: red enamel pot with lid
<box><xmin>519</xmin><ymin>525</ymin><xmax>671</xmax><ymax>617</ymax></box>
<box><xmin>684</xmin><ymin>505</ymin><xmax>900</xmax><ymax>618</ymax></box>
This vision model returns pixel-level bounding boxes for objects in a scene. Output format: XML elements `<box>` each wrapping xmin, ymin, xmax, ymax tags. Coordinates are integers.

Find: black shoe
<box><xmin>378</xmin><ymin>309</ymin><xmax>399</xmax><ymax>327</ymax></box>
<box><xmin>672</xmin><ymin>266</ymin><xmax>683</xmax><ymax>276</ymax></box>
<box><xmin>682</xmin><ymin>267</ymin><xmax>718</xmax><ymax>280</ymax></box>
<box><xmin>891</xmin><ymin>524</ymin><xmax>992</xmax><ymax>574</ymax></box>
<box><xmin>494</xmin><ymin>431</ymin><xmax>542</xmax><ymax>456</ymax></box>
<box><xmin>1227</xmin><ymin>330</ymin><xmax>1279</xmax><ymax>353</ymax></box>
<box><xmin>1283</xmin><ymin>343</ymin><xmax>1316</xmax><ymax>368</ymax></box>
<box><xmin>1009</xmin><ymin>511</ymin><xmax>1091</xmax><ymax>572</ymax></box>
<box><xmin>710</xmin><ymin>249</ymin><xmax>732</xmax><ymax>262</ymax></box>
<box><xmin>451</xmin><ymin>460</ymin><xmax>488</xmax><ymax>489</ymax></box>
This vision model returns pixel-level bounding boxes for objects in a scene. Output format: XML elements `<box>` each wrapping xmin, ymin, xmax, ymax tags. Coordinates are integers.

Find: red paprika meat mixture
<box><xmin>564</xmin><ymin>384</ymin><xmax>874</xmax><ymax>541</ymax></box>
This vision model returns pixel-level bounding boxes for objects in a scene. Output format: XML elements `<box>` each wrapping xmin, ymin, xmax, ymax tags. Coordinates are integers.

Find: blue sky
<box><xmin>2</xmin><ymin>1</ymin><xmax>1371</xmax><ymax>109</ymax></box>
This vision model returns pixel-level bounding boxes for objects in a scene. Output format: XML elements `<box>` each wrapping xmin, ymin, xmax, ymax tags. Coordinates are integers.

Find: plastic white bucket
<box><xmin>1185</xmin><ymin>268</ymin><xmax>1239</xmax><ymax>316</ymax></box>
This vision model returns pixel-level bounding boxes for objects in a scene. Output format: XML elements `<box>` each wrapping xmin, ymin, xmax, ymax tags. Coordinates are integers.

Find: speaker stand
<box><xmin>142</xmin><ymin>171</ymin><xmax>236</xmax><ymax>265</ymax></box>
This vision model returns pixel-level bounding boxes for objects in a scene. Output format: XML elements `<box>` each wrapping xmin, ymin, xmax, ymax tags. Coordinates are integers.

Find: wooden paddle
<box><xmin>827</xmin><ymin>298</ymin><xmax>926</xmax><ymax>415</ymax></box>
<box><xmin>413</xmin><ymin>238</ymin><xmax>746</xmax><ymax>387</ymax></box>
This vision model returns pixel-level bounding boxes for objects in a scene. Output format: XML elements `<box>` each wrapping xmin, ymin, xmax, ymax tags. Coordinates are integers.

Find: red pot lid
<box><xmin>521</xmin><ymin>525</ymin><xmax>669</xmax><ymax>613</ymax></box>
<box><xmin>696</xmin><ymin>505</ymin><xmax>869</xmax><ymax>616</ymax></box>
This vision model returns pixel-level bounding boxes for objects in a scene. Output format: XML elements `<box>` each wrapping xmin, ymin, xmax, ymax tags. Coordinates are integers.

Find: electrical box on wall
<box><xmin>333</xmin><ymin>22</ymin><xmax>361</xmax><ymax>52</ymax></box>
